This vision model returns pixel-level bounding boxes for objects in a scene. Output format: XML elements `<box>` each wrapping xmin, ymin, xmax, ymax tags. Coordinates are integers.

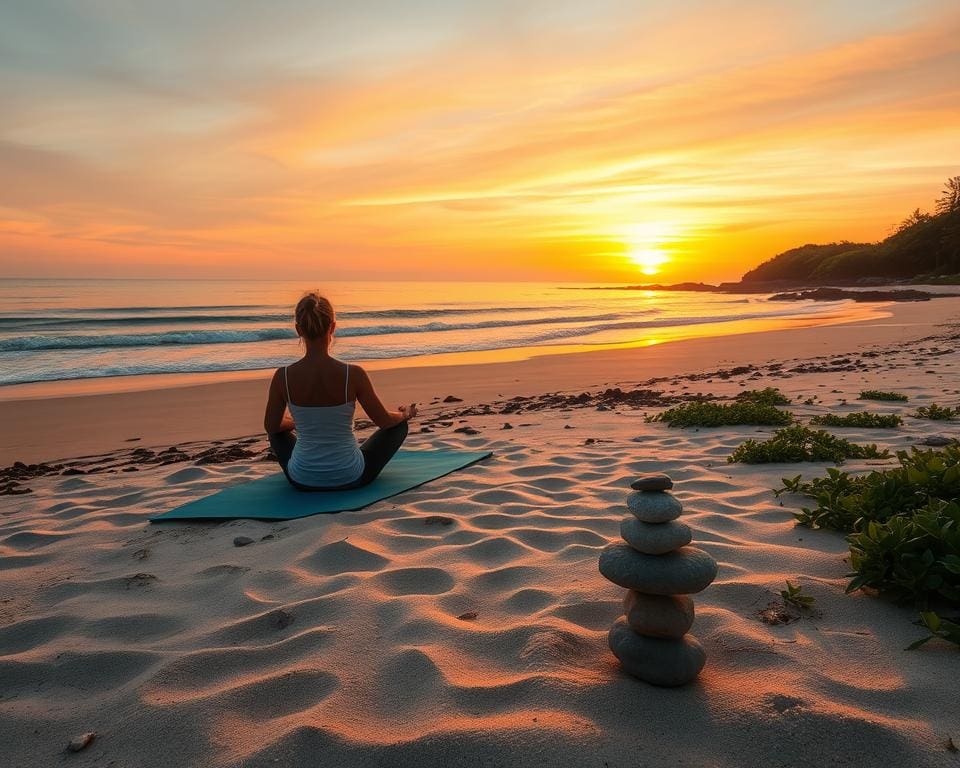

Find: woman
<box><xmin>264</xmin><ymin>291</ymin><xmax>416</xmax><ymax>490</ymax></box>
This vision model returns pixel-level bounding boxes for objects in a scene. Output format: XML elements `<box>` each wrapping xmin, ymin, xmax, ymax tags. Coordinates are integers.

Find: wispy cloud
<box><xmin>1</xmin><ymin>0</ymin><xmax>958</xmax><ymax>280</ymax></box>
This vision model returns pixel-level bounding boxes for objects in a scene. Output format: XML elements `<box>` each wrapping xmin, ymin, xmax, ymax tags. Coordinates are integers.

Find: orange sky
<box><xmin>1</xmin><ymin>0</ymin><xmax>959</xmax><ymax>283</ymax></box>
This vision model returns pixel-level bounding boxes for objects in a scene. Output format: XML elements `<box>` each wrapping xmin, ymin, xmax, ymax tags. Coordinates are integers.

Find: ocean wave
<box><xmin>0</xmin><ymin>328</ymin><xmax>296</xmax><ymax>352</ymax></box>
<box><xmin>0</xmin><ymin>304</ymin><xmax>566</xmax><ymax>330</ymax></box>
<box><xmin>0</xmin><ymin>313</ymin><xmax>293</xmax><ymax>329</ymax></box>
<box><xmin>0</xmin><ymin>302</ymin><xmax>846</xmax><ymax>385</ymax></box>
<box><xmin>0</xmin><ymin>312</ymin><xmax>640</xmax><ymax>351</ymax></box>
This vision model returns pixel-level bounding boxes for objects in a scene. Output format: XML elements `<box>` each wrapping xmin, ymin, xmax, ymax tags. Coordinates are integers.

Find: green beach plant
<box><xmin>809</xmin><ymin>412</ymin><xmax>903</xmax><ymax>428</ymax></box>
<box><xmin>912</xmin><ymin>404</ymin><xmax>958</xmax><ymax>421</ymax></box>
<box><xmin>735</xmin><ymin>387</ymin><xmax>792</xmax><ymax>406</ymax></box>
<box><xmin>780</xmin><ymin>581</ymin><xmax>816</xmax><ymax>610</ymax></box>
<box><xmin>858</xmin><ymin>390</ymin><xmax>908</xmax><ymax>402</ymax></box>
<box><xmin>906</xmin><ymin>612</ymin><xmax>960</xmax><ymax>650</ymax></box>
<box><xmin>777</xmin><ymin>446</ymin><xmax>960</xmax><ymax>608</ymax></box>
<box><xmin>846</xmin><ymin>500</ymin><xmax>960</xmax><ymax>605</ymax></box>
<box><xmin>780</xmin><ymin>446</ymin><xmax>960</xmax><ymax>530</ymax></box>
<box><xmin>649</xmin><ymin>401</ymin><xmax>793</xmax><ymax>428</ymax></box>
<box><xmin>728</xmin><ymin>425</ymin><xmax>888</xmax><ymax>464</ymax></box>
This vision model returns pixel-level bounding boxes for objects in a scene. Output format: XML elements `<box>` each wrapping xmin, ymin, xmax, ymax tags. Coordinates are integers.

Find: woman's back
<box><xmin>285</xmin><ymin>361</ymin><xmax>364</xmax><ymax>487</ymax></box>
<box><xmin>264</xmin><ymin>290</ymin><xmax>414</xmax><ymax>491</ymax></box>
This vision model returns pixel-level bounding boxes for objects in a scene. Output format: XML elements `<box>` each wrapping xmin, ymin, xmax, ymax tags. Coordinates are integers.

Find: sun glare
<box><xmin>629</xmin><ymin>246</ymin><xmax>668</xmax><ymax>275</ymax></box>
<box><xmin>623</xmin><ymin>222</ymin><xmax>674</xmax><ymax>277</ymax></box>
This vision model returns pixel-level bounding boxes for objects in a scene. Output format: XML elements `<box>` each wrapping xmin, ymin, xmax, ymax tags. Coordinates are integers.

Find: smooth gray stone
<box><xmin>233</xmin><ymin>536</ymin><xmax>254</xmax><ymax>547</ymax></box>
<box><xmin>630</xmin><ymin>474</ymin><xmax>673</xmax><ymax>491</ymax></box>
<box><xmin>623</xmin><ymin>591</ymin><xmax>694</xmax><ymax>638</ymax></box>
<box><xmin>599</xmin><ymin>543</ymin><xmax>717</xmax><ymax>594</ymax></box>
<box><xmin>922</xmin><ymin>435</ymin><xmax>954</xmax><ymax>447</ymax></box>
<box><xmin>67</xmin><ymin>732</ymin><xmax>96</xmax><ymax>753</ymax></box>
<box><xmin>620</xmin><ymin>517</ymin><xmax>692</xmax><ymax>555</ymax></box>
<box><xmin>627</xmin><ymin>491</ymin><xmax>682</xmax><ymax>523</ymax></box>
<box><xmin>608</xmin><ymin>618</ymin><xmax>705</xmax><ymax>686</ymax></box>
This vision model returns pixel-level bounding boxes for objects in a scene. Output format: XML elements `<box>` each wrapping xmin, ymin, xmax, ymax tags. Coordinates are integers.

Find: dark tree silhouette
<box><xmin>935</xmin><ymin>176</ymin><xmax>960</xmax><ymax>214</ymax></box>
<box><xmin>742</xmin><ymin>176</ymin><xmax>960</xmax><ymax>282</ymax></box>
<box><xmin>894</xmin><ymin>208</ymin><xmax>931</xmax><ymax>234</ymax></box>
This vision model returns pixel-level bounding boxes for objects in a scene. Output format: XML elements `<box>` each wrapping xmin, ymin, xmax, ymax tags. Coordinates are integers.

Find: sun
<box><xmin>623</xmin><ymin>222</ymin><xmax>674</xmax><ymax>276</ymax></box>
<box><xmin>628</xmin><ymin>246</ymin><xmax>668</xmax><ymax>276</ymax></box>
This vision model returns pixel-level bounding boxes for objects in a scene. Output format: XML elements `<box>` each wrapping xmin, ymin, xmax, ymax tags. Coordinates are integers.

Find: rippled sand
<box><xmin>2</xmin><ymin>344</ymin><xmax>960</xmax><ymax>767</ymax></box>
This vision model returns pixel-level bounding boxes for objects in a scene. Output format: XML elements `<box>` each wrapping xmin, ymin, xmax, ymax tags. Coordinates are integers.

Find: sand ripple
<box><xmin>2</xmin><ymin>388</ymin><xmax>959</xmax><ymax>766</ymax></box>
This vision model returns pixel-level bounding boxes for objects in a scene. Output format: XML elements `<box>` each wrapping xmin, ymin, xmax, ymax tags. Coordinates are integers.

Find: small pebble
<box><xmin>68</xmin><ymin>732</ymin><xmax>95</xmax><ymax>752</ymax></box>
<box><xmin>233</xmin><ymin>536</ymin><xmax>254</xmax><ymax>547</ymax></box>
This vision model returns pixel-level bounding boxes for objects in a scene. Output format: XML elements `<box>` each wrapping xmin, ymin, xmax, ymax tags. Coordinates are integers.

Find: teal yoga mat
<box><xmin>150</xmin><ymin>449</ymin><xmax>492</xmax><ymax>522</ymax></box>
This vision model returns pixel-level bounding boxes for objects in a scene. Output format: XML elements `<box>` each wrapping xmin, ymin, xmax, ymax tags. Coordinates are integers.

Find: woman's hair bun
<box><xmin>295</xmin><ymin>291</ymin><xmax>335</xmax><ymax>341</ymax></box>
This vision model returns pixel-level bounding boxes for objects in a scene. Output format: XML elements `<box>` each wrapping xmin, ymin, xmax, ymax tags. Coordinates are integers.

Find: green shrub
<box><xmin>859</xmin><ymin>390</ymin><xmax>908</xmax><ymax>402</ymax></box>
<box><xmin>777</xmin><ymin>446</ymin><xmax>960</xmax><ymax>608</ymax></box>
<box><xmin>906</xmin><ymin>612</ymin><xmax>960</xmax><ymax>650</ymax></box>
<box><xmin>810</xmin><ymin>412</ymin><xmax>903</xmax><ymax>428</ymax></box>
<box><xmin>649</xmin><ymin>401</ymin><xmax>793</xmax><ymax>428</ymax></box>
<box><xmin>735</xmin><ymin>387</ymin><xmax>792</xmax><ymax>406</ymax></box>
<box><xmin>847</xmin><ymin>500</ymin><xmax>960</xmax><ymax>606</ymax></box>
<box><xmin>912</xmin><ymin>404</ymin><xmax>958</xmax><ymax>421</ymax></box>
<box><xmin>729</xmin><ymin>425</ymin><xmax>889</xmax><ymax>464</ymax></box>
<box><xmin>781</xmin><ymin>446</ymin><xmax>960</xmax><ymax>530</ymax></box>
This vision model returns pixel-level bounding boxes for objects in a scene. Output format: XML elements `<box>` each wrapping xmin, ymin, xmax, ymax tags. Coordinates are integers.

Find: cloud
<box><xmin>1</xmin><ymin>0</ymin><xmax>958</xmax><ymax>280</ymax></box>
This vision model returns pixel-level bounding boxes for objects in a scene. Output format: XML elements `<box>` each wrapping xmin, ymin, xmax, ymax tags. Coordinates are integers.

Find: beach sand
<box><xmin>1</xmin><ymin>299</ymin><xmax>959</xmax><ymax>767</ymax></box>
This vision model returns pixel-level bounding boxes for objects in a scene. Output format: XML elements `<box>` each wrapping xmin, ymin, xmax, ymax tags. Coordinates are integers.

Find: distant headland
<box><xmin>576</xmin><ymin>176</ymin><xmax>960</xmax><ymax>300</ymax></box>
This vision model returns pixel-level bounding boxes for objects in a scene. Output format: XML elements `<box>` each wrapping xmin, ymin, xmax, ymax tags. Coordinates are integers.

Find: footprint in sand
<box><xmin>502</xmin><ymin>588</ymin><xmax>555</xmax><ymax>613</ymax></box>
<box><xmin>0</xmin><ymin>615</ymin><xmax>77</xmax><ymax>655</ymax></box>
<box><xmin>298</xmin><ymin>539</ymin><xmax>390</xmax><ymax>576</ymax></box>
<box><xmin>372</xmin><ymin>567</ymin><xmax>455</xmax><ymax>595</ymax></box>
<box><xmin>1</xmin><ymin>530</ymin><xmax>67</xmax><ymax>550</ymax></box>
<box><xmin>470</xmin><ymin>565</ymin><xmax>544</xmax><ymax>592</ymax></box>
<box><xmin>218</xmin><ymin>669</ymin><xmax>340</xmax><ymax>720</ymax></box>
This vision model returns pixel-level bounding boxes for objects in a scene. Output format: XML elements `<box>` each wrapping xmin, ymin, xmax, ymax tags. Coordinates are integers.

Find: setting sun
<box><xmin>623</xmin><ymin>222</ymin><xmax>675</xmax><ymax>277</ymax></box>
<box><xmin>629</xmin><ymin>246</ymin><xmax>669</xmax><ymax>276</ymax></box>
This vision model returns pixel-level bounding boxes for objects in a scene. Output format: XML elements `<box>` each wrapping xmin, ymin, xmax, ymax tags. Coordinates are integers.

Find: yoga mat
<box><xmin>149</xmin><ymin>449</ymin><xmax>492</xmax><ymax>522</ymax></box>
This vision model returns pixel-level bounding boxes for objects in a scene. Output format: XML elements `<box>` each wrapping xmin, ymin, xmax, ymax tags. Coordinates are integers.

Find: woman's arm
<box><xmin>354</xmin><ymin>365</ymin><xmax>415</xmax><ymax>428</ymax></box>
<box><xmin>264</xmin><ymin>368</ymin><xmax>295</xmax><ymax>434</ymax></box>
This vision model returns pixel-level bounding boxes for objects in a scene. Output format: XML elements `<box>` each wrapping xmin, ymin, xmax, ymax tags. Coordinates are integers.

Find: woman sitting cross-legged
<box><xmin>264</xmin><ymin>291</ymin><xmax>416</xmax><ymax>490</ymax></box>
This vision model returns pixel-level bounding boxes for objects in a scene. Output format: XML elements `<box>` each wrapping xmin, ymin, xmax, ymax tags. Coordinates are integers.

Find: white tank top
<box><xmin>285</xmin><ymin>363</ymin><xmax>365</xmax><ymax>487</ymax></box>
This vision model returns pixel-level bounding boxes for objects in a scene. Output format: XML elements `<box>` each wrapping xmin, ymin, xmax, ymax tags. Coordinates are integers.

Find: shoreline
<box><xmin>0</xmin><ymin>300</ymin><xmax>883</xmax><ymax>402</ymax></box>
<box><xmin>2</xmin><ymin>298</ymin><xmax>957</xmax><ymax>466</ymax></box>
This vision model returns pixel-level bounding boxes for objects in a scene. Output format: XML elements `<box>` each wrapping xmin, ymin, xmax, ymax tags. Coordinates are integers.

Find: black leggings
<box><xmin>268</xmin><ymin>420</ymin><xmax>408</xmax><ymax>491</ymax></box>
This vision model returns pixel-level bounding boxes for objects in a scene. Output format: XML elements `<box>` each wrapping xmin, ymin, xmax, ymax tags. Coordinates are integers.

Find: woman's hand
<box><xmin>398</xmin><ymin>403</ymin><xmax>418</xmax><ymax>421</ymax></box>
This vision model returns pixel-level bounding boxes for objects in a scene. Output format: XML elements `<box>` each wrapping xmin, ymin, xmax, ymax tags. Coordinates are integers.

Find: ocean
<box><xmin>0</xmin><ymin>278</ymin><xmax>865</xmax><ymax>389</ymax></box>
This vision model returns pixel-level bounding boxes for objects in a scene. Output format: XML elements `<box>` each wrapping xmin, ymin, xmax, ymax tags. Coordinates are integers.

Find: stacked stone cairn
<box><xmin>598</xmin><ymin>473</ymin><xmax>717</xmax><ymax>686</ymax></box>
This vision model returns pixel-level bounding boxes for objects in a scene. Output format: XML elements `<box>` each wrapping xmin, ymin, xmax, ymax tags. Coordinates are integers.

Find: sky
<box><xmin>1</xmin><ymin>0</ymin><xmax>959</xmax><ymax>283</ymax></box>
